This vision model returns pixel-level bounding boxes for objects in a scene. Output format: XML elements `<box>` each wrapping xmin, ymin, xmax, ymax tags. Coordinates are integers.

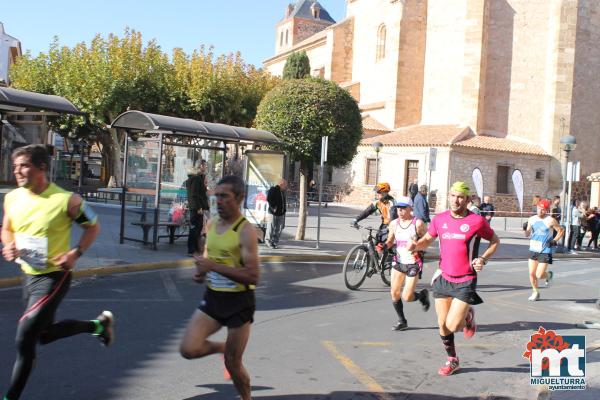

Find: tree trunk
<box><xmin>295</xmin><ymin>160</ymin><xmax>308</xmax><ymax>240</ymax></box>
<box><xmin>110</xmin><ymin>128</ymin><xmax>123</xmax><ymax>186</ymax></box>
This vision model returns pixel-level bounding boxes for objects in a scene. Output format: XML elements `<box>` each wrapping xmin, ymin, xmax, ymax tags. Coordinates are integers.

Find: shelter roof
<box><xmin>0</xmin><ymin>87</ymin><xmax>84</xmax><ymax>115</ymax></box>
<box><xmin>109</xmin><ymin>110</ymin><xmax>280</xmax><ymax>144</ymax></box>
<box><xmin>360</xmin><ymin>124</ymin><xmax>549</xmax><ymax>156</ymax></box>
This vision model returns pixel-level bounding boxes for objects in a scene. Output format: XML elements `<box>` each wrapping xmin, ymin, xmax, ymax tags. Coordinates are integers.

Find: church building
<box><xmin>264</xmin><ymin>0</ymin><xmax>600</xmax><ymax>212</ymax></box>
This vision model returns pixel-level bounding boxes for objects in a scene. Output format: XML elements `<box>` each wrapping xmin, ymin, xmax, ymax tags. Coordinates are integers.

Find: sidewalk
<box><xmin>1</xmin><ymin>202</ymin><xmax>598</xmax><ymax>287</ymax></box>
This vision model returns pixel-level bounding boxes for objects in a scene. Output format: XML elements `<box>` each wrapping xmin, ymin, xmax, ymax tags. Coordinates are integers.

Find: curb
<box><xmin>1</xmin><ymin>252</ymin><xmax>598</xmax><ymax>289</ymax></box>
<box><xmin>0</xmin><ymin>254</ymin><xmax>348</xmax><ymax>289</ymax></box>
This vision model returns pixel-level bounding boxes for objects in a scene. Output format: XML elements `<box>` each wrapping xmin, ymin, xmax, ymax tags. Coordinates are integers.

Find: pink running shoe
<box><xmin>438</xmin><ymin>357</ymin><xmax>460</xmax><ymax>376</ymax></box>
<box><xmin>463</xmin><ymin>307</ymin><xmax>477</xmax><ymax>339</ymax></box>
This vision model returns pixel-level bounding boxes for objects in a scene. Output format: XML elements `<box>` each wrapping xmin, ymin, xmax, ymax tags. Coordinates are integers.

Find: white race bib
<box><xmin>530</xmin><ymin>240</ymin><xmax>543</xmax><ymax>252</ymax></box>
<box><xmin>15</xmin><ymin>234</ymin><xmax>48</xmax><ymax>271</ymax></box>
<box><xmin>206</xmin><ymin>271</ymin><xmax>237</xmax><ymax>289</ymax></box>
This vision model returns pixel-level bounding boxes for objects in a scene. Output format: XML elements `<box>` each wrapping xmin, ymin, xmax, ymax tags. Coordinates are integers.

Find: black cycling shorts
<box><xmin>199</xmin><ymin>288</ymin><xmax>255</xmax><ymax>328</ymax></box>
<box><xmin>432</xmin><ymin>275</ymin><xmax>483</xmax><ymax>305</ymax></box>
<box><xmin>529</xmin><ymin>252</ymin><xmax>553</xmax><ymax>264</ymax></box>
<box><xmin>393</xmin><ymin>263</ymin><xmax>420</xmax><ymax>278</ymax></box>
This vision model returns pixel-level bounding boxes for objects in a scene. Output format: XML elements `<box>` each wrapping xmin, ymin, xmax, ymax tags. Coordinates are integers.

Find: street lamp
<box><xmin>559</xmin><ymin>134</ymin><xmax>577</xmax><ymax>249</ymax></box>
<box><xmin>372</xmin><ymin>141</ymin><xmax>384</xmax><ymax>185</ymax></box>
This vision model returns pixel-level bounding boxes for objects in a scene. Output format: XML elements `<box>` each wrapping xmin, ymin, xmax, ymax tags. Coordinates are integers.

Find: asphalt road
<box><xmin>1</xmin><ymin>258</ymin><xmax>600</xmax><ymax>400</ymax></box>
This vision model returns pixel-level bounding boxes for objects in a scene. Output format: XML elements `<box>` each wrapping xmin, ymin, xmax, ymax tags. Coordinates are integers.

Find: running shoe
<box><xmin>94</xmin><ymin>311</ymin><xmax>114</xmax><ymax>346</ymax></box>
<box><xmin>420</xmin><ymin>289</ymin><xmax>430</xmax><ymax>312</ymax></box>
<box><xmin>545</xmin><ymin>271</ymin><xmax>554</xmax><ymax>286</ymax></box>
<box><xmin>392</xmin><ymin>321</ymin><xmax>408</xmax><ymax>331</ymax></box>
<box><xmin>528</xmin><ymin>291</ymin><xmax>540</xmax><ymax>301</ymax></box>
<box><xmin>438</xmin><ymin>357</ymin><xmax>460</xmax><ymax>376</ymax></box>
<box><xmin>463</xmin><ymin>307</ymin><xmax>476</xmax><ymax>339</ymax></box>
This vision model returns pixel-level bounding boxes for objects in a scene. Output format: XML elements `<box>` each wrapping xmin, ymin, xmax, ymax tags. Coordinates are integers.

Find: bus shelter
<box><xmin>109</xmin><ymin>110</ymin><xmax>281</xmax><ymax>249</ymax></box>
<box><xmin>0</xmin><ymin>87</ymin><xmax>84</xmax><ymax>182</ymax></box>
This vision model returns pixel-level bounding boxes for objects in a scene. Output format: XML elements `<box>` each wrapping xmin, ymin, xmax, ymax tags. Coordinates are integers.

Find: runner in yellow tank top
<box><xmin>180</xmin><ymin>175</ymin><xmax>260</xmax><ymax>400</ymax></box>
<box><xmin>1</xmin><ymin>145</ymin><xmax>112</xmax><ymax>400</ymax></box>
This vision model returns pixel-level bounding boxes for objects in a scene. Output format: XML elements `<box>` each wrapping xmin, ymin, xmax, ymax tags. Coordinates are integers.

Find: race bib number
<box><xmin>530</xmin><ymin>240</ymin><xmax>543</xmax><ymax>252</ymax></box>
<box><xmin>206</xmin><ymin>271</ymin><xmax>237</xmax><ymax>289</ymax></box>
<box><xmin>15</xmin><ymin>234</ymin><xmax>48</xmax><ymax>271</ymax></box>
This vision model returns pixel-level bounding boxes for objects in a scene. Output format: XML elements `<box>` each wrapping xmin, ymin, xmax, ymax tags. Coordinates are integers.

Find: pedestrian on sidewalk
<box><xmin>468</xmin><ymin>195</ymin><xmax>481</xmax><ymax>215</ymax></box>
<box><xmin>480</xmin><ymin>196</ymin><xmax>495</xmax><ymax>224</ymax></box>
<box><xmin>408</xmin><ymin>178</ymin><xmax>419</xmax><ymax>200</ymax></box>
<box><xmin>587</xmin><ymin>208</ymin><xmax>600</xmax><ymax>250</ymax></box>
<box><xmin>524</xmin><ymin>198</ymin><xmax>564</xmax><ymax>301</ymax></box>
<box><xmin>407</xmin><ymin>181</ymin><xmax>500</xmax><ymax>376</ymax></box>
<box><xmin>382</xmin><ymin>196</ymin><xmax>430</xmax><ymax>331</ymax></box>
<box><xmin>568</xmin><ymin>199</ymin><xmax>582</xmax><ymax>252</ymax></box>
<box><xmin>550</xmin><ymin>196</ymin><xmax>562</xmax><ymax>225</ymax></box>
<box><xmin>186</xmin><ymin>160</ymin><xmax>210</xmax><ymax>256</ymax></box>
<box><xmin>1</xmin><ymin>145</ymin><xmax>113</xmax><ymax>400</ymax></box>
<box><xmin>266</xmin><ymin>178</ymin><xmax>287</xmax><ymax>249</ymax></box>
<box><xmin>413</xmin><ymin>185</ymin><xmax>430</xmax><ymax>223</ymax></box>
<box><xmin>180</xmin><ymin>175</ymin><xmax>260</xmax><ymax>400</ymax></box>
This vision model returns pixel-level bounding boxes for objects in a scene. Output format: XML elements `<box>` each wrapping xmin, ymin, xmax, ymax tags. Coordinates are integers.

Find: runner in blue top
<box><xmin>525</xmin><ymin>198</ymin><xmax>564</xmax><ymax>301</ymax></box>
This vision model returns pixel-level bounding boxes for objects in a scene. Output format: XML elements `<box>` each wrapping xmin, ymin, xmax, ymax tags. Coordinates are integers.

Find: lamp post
<box><xmin>372</xmin><ymin>141</ymin><xmax>384</xmax><ymax>184</ymax></box>
<box><xmin>559</xmin><ymin>134</ymin><xmax>577</xmax><ymax>250</ymax></box>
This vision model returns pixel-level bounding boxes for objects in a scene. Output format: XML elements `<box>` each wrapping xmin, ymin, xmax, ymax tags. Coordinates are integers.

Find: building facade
<box><xmin>0</xmin><ymin>22</ymin><xmax>21</xmax><ymax>86</ymax></box>
<box><xmin>265</xmin><ymin>0</ymin><xmax>600</xmax><ymax>212</ymax></box>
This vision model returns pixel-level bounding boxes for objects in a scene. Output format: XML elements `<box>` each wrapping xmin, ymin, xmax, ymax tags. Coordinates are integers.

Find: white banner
<box><xmin>472</xmin><ymin>168</ymin><xmax>483</xmax><ymax>200</ymax></box>
<box><xmin>512</xmin><ymin>169</ymin><xmax>524</xmax><ymax>213</ymax></box>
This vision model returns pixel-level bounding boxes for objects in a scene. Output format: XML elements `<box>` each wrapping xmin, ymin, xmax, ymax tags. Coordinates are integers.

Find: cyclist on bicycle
<box><xmin>351</xmin><ymin>182</ymin><xmax>397</xmax><ymax>254</ymax></box>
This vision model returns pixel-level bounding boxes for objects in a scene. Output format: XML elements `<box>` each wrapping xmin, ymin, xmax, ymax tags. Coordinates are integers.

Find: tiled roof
<box><xmin>455</xmin><ymin>135</ymin><xmax>549</xmax><ymax>156</ymax></box>
<box><xmin>362</xmin><ymin>115</ymin><xmax>391</xmax><ymax>133</ymax></box>
<box><xmin>361</xmin><ymin>125</ymin><xmax>471</xmax><ymax>146</ymax></box>
<box><xmin>287</xmin><ymin>0</ymin><xmax>336</xmax><ymax>23</ymax></box>
<box><xmin>360</xmin><ymin>125</ymin><xmax>550</xmax><ymax>156</ymax></box>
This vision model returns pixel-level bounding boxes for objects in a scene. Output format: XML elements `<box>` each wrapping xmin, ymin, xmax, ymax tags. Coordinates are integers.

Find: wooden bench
<box><xmin>131</xmin><ymin>221</ymin><xmax>183</xmax><ymax>244</ymax></box>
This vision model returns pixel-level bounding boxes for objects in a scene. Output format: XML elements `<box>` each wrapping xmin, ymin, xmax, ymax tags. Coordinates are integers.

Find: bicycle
<box><xmin>342</xmin><ymin>225</ymin><xmax>393</xmax><ymax>290</ymax></box>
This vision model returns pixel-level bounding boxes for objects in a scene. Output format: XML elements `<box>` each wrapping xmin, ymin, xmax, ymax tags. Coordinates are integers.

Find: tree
<box><xmin>282</xmin><ymin>51</ymin><xmax>310</xmax><ymax>80</ymax></box>
<box><xmin>10</xmin><ymin>30</ymin><xmax>279</xmax><ymax>185</ymax></box>
<box><xmin>255</xmin><ymin>78</ymin><xmax>362</xmax><ymax>240</ymax></box>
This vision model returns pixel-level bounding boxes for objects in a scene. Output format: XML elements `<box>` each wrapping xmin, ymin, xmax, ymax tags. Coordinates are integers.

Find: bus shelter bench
<box><xmin>131</xmin><ymin>221</ymin><xmax>183</xmax><ymax>245</ymax></box>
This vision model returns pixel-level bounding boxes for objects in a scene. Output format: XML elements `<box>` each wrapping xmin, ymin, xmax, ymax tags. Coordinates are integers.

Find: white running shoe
<box><xmin>528</xmin><ymin>291</ymin><xmax>540</xmax><ymax>301</ymax></box>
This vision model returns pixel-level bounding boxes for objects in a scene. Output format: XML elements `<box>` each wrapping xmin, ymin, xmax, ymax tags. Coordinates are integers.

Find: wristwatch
<box><xmin>74</xmin><ymin>246</ymin><xmax>84</xmax><ymax>258</ymax></box>
<box><xmin>480</xmin><ymin>256</ymin><xmax>488</xmax><ymax>265</ymax></box>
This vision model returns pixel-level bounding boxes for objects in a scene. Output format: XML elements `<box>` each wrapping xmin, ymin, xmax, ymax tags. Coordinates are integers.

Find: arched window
<box><xmin>285</xmin><ymin>29</ymin><xmax>289</xmax><ymax>45</ymax></box>
<box><xmin>280</xmin><ymin>31</ymin><xmax>284</xmax><ymax>47</ymax></box>
<box><xmin>376</xmin><ymin>24</ymin><xmax>386</xmax><ymax>61</ymax></box>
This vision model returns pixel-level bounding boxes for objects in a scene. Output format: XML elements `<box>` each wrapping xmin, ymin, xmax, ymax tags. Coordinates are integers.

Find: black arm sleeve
<box><xmin>355</xmin><ymin>204</ymin><xmax>377</xmax><ymax>222</ymax></box>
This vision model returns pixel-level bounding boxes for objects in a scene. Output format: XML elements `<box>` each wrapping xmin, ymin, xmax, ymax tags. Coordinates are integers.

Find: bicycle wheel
<box><xmin>380</xmin><ymin>261</ymin><xmax>392</xmax><ymax>286</ymax></box>
<box><xmin>343</xmin><ymin>244</ymin><xmax>370</xmax><ymax>290</ymax></box>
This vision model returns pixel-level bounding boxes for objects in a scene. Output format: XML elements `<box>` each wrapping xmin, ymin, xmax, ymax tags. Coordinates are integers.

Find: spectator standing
<box><xmin>550</xmin><ymin>196</ymin><xmax>561</xmax><ymax>224</ymax></box>
<box><xmin>531</xmin><ymin>195</ymin><xmax>541</xmax><ymax>215</ymax></box>
<box><xmin>568</xmin><ymin>199</ymin><xmax>582</xmax><ymax>252</ymax></box>
<box><xmin>480</xmin><ymin>196</ymin><xmax>495</xmax><ymax>224</ymax></box>
<box><xmin>267</xmin><ymin>178</ymin><xmax>287</xmax><ymax>249</ymax></box>
<box><xmin>587</xmin><ymin>208</ymin><xmax>600</xmax><ymax>250</ymax></box>
<box><xmin>468</xmin><ymin>195</ymin><xmax>481</xmax><ymax>215</ymax></box>
<box><xmin>413</xmin><ymin>185</ymin><xmax>430</xmax><ymax>223</ymax></box>
<box><xmin>408</xmin><ymin>179</ymin><xmax>419</xmax><ymax>200</ymax></box>
<box><xmin>186</xmin><ymin>161</ymin><xmax>210</xmax><ymax>255</ymax></box>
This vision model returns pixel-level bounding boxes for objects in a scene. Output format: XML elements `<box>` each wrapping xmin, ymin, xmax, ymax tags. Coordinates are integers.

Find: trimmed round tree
<box><xmin>256</xmin><ymin>78</ymin><xmax>362</xmax><ymax>240</ymax></box>
<box><xmin>282</xmin><ymin>51</ymin><xmax>311</xmax><ymax>80</ymax></box>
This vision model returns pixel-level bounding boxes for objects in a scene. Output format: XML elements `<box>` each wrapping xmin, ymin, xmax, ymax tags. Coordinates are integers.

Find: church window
<box><xmin>280</xmin><ymin>31</ymin><xmax>284</xmax><ymax>47</ymax></box>
<box><xmin>376</xmin><ymin>24</ymin><xmax>386</xmax><ymax>61</ymax></box>
<box><xmin>366</xmin><ymin>158</ymin><xmax>378</xmax><ymax>185</ymax></box>
<box><xmin>285</xmin><ymin>29</ymin><xmax>289</xmax><ymax>45</ymax></box>
<box><xmin>496</xmin><ymin>165</ymin><xmax>511</xmax><ymax>194</ymax></box>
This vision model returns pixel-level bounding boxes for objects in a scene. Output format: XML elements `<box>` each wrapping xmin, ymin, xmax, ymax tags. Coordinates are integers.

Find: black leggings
<box><xmin>6</xmin><ymin>271</ymin><xmax>95</xmax><ymax>400</ymax></box>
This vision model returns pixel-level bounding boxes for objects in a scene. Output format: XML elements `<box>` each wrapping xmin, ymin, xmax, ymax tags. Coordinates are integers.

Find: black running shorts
<box><xmin>432</xmin><ymin>275</ymin><xmax>483</xmax><ymax>305</ymax></box>
<box><xmin>529</xmin><ymin>252</ymin><xmax>553</xmax><ymax>264</ymax></box>
<box><xmin>199</xmin><ymin>288</ymin><xmax>255</xmax><ymax>328</ymax></box>
<box><xmin>393</xmin><ymin>262</ymin><xmax>420</xmax><ymax>277</ymax></box>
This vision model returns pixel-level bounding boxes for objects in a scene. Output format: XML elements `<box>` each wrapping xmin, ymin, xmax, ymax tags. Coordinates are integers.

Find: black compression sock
<box><xmin>392</xmin><ymin>300</ymin><xmax>406</xmax><ymax>322</ymax></box>
<box><xmin>441</xmin><ymin>333</ymin><xmax>457</xmax><ymax>358</ymax></box>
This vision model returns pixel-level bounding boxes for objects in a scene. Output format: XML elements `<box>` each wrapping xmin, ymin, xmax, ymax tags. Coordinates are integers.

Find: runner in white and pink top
<box><xmin>428</xmin><ymin>210</ymin><xmax>495</xmax><ymax>283</ymax></box>
<box><xmin>407</xmin><ymin>181</ymin><xmax>500</xmax><ymax>377</ymax></box>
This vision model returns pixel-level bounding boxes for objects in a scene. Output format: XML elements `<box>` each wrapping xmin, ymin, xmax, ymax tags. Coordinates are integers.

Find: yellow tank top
<box><xmin>4</xmin><ymin>183</ymin><xmax>73</xmax><ymax>275</ymax></box>
<box><xmin>205</xmin><ymin>215</ymin><xmax>254</xmax><ymax>292</ymax></box>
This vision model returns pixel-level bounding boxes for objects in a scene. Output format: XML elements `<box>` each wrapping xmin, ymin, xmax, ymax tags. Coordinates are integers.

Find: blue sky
<box><xmin>1</xmin><ymin>0</ymin><xmax>346</xmax><ymax>68</ymax></box>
